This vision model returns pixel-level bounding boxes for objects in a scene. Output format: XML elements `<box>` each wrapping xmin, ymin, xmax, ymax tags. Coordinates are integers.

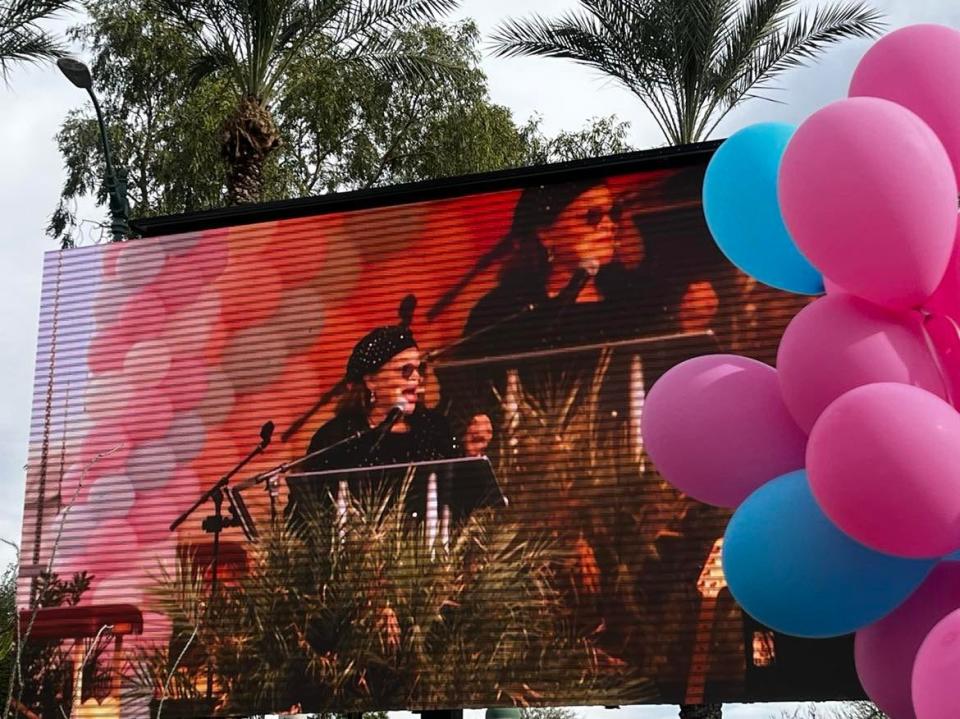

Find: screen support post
<box><xmin>421</xmin><ymin>710</ymin><xmax>463</xmax><ymax>719</ymax></box>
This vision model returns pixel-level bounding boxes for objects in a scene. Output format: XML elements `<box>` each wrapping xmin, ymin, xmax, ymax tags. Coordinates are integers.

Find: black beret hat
<box><xmin>346</xmin><ymin>325</ymin><xmax>418</xmax><ymax>382</ymax></box>
<box><xmin>509</xmin><ymin>179</ymin><xmax>601</xmax><ymax>238</ymax></box>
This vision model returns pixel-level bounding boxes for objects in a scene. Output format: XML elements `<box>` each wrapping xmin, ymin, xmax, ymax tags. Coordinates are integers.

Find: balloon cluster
<box><xmin>644</xmin><ymin>24</ymin><xmax>960</xmax><ymax>719</ymax></box>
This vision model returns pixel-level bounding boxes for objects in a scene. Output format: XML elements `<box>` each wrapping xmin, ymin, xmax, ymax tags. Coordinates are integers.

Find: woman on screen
<box><xmin>435</xmin><ymin>176</ymin><xmax>727</xmax><ymax>674</ymax></box>
<box><xmin>464</xmin><ymin>179</ymin><xmax>621</xmax><ymax>337</ymax></box>
<box><xmin>301</xmin><ymin>324</ymin><xmax>459</xmax><ymax>471</ymax></box>
<box><xmin>288</xmin><ymin>323</ymin><xmax>497</xmax><ymax>528</ymax></box>
<box><xmin>445</xmin><ymin>179</ymin><xmax>649</xmax><ymax>453</ymax></box>
<box><xmin>445</xmin><ymin>181</ymin><xmax>626</xmax><ymax>457</ymax></box>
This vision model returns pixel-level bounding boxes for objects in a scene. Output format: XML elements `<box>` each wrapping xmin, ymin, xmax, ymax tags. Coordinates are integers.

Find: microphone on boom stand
<box><xmin>259</xmin><ymin>420</ymin><xmax>275</xmax><ymax>447</ymax></box>
<box><xmin>547</xmin><ymin>259</ymin><xmax>600</xmax><ymax>336</ymax></box>
<box><xmin>167</xmin><ymin>419</ymin><xmax>275</xmax><ymax>702</ymax></box>
<box><xmin>556</xmin><ymin>259</ymin><xmax>600</xmax><ymax>305</ymax></box>
<box><xmin>169</xmin><ymin>419</ymin><xmax>275</xmax><ymax>533</ymax></box>
<box><xmin>368</xmin><ymin>398</ymin><xmax>408</xmax><ymax>455</ymax></box>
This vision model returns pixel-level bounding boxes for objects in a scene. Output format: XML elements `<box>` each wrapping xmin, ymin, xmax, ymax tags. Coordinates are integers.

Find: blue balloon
<box><xmin>945</xmin><ymin>549</ymin><xmax>960</xmax><ymax>562</ymax></box>
<box><xmin>722</xmin><ymin>470</ymin><xmax>933</xmax><ymax>638</ymax></box>
<box><xmin>703</xmin><ymin>123</ymin><xmax>824</xmax><ymax>295</ymax></box>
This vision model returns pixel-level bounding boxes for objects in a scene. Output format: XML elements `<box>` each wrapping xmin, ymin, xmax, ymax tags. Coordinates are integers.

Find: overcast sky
<box><xmin>1</xmin><ymin>1</ymin><xmax>958</xmax><ymax>717</ymax></box>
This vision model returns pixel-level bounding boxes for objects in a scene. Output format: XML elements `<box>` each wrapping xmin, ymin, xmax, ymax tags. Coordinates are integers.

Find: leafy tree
<box><xmin>145</xmin><ymin>0</ymin><xmax>461</xmax><ymax>204</ymax></box>
<box><xmin>776</xmin><ymin>703</ymin><xmax>889</xmax><ymax>719</ymax></box>
<box><xmin>49</xmin><ymin>0</ymin><xmax>234</xmax><ymax>243</ymax></box>
<box><xmin>490</xmin><ymin>0</ymin><xmax>885</xmax><ymax>145</ymax></box>
<box><xmin>520</xmin><ymin>113</ymin><xmax>633</xmax><ymax>164</ymax></box>
<box><xmin>0</xmin><ymin>563</ymin><xmax>14</xmax><ymax>714</ymax></box>
<box><xmin>273</xmin><ymin>18</ymin><xmax>534</xmax><ymax>192</ymax></box>
<box><xmin>50</xmin><ymin>0</ymin><xmax>634</xmax><ymax>247</ymax></box>
<box><xmin>0</xmin><ymin>0</ymin><xmax>71</xmax><ymax>78</ymax></box>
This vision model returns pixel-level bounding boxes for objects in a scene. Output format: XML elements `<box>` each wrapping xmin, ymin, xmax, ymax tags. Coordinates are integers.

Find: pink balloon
<box><xmin>913</xmin><ymin>607</ymin><xmax>960</xmax><ymax>719</ymax></box>
<box><xmin>823</xmin><ymin>276</ymin><xmax>845</xmax><ymax>295</ymax></box>
<box><xmin>808</xmin><ymin>382</ymin><xmax>960</xmax><ymax>558</ymax></box>
<box><xmin>779</xmin><ymin>97</ymin><xmax>957</xmax><ymax>309</ymax></box>
<box><xmin>856</xmin><ymin>562</ymin><xmax>960</xmax><ymax>719</ymax></box>
<box><xmin>850</xmin><ymin>24</ymin><xmax>960</xmax><ymax>181</ymax></box>
<box><xmin>643</xmin><ymin>354</ymin><xmax>807</xmax><ymax>508</ymax></box>
<box><xmin>778</xmin><ymin>293</ymin><xmax>948</xmax><ymax>432</ymax></box>
<box><xmin>924</xmin><ymin>313</ymin><xmax>960</xmax><ymax>406</ymax></box>
<box><xmin>926</xmin><ymin>224</ymin><xmax>960</xmax><ymax>319</ymax></box>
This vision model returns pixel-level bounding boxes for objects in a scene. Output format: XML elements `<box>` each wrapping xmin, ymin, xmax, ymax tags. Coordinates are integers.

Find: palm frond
<box><xmin>758</xmin><ymin>1</ymin><xmax>884</xmax><ymax>76</ymax></box>
<box><xmin>0</xmin><ymin>26</ymin><xmax>60</xmax><ymax>71</ymax></box>
<box><xmin>490</xmin><ymin>12</ymin><xmax>615</xmax><ymax>67</ymax></box>
<box><xmin>491</xmin><ymin>8</ymin><xmax>667</xmax><ymax>126</ymax></box>
<box><xmin>147</xmin><ymin>0</ymin><xmax>251</xmax><ymax>93</ymax></box>
<box><xmin>714</xmin><ymin>0</ymin><xmax>794</xmax><ymax>76</ymax></box>
<box><xmin>698</xmin><ymin>1</ymin><xmax>880</xmax><ymax>138</ymax></box>
<box><xmin>490</xmin><ymin>5</ymin><xmax>689</xmax><ymax>142</ymax></box>
<box><xmin>341</xmin><ymin>42</ymin><xmax>466</xmax><ymax>86</ymax></box>
<box><xmin>492</xmin><ymin>0</ymin><xmax>884</xmax><ymax>145</ymax></box>
<box><xmin>662</xmin><ymin>0</ymin><xmax>741</xmax><ymax>144</ymax></box>
<box><xmin>332</xmin><ymin>0</ymin><xmax>460</xmax><ymax>44</ymax></box>
<box><xmin>184</xmin><ymin>45</ymin><xmax>237</xmax><ymax>89</ymax></box>
<box><xmin>0</xmin><ymin>0</ymin><xmax>73</xmax><ymax>77</ymax></box>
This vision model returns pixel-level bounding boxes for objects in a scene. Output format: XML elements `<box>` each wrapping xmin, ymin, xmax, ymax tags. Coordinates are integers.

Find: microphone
<box><xmin>259</xmin><ymin>420</ymin><xmax>275</xmax><ymax>449</ymax></box>
<box><xmin>547</xmin><ymin>259</ymin><xmax>601</xmax><ymax>337</ymax></box>
<box><xmin>398</xmin><ymin>293</ymin><xmax>417</xmax><ymax>327</ymax></box>
<box><xmin>554</xmin><ymin>259</ymin><xmax>600</xmax><ymax>307</ymax></box>
<box><xmin>368</xmin><ymin>398</ymin><xmax>409</xmax><ymax>454</ymax></box>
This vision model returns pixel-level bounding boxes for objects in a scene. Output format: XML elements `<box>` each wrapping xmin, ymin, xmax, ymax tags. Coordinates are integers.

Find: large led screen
<box><xmin>18</xmin><ymin>151</ymin><xmax>861</xmax><ymax>717</ymax></box>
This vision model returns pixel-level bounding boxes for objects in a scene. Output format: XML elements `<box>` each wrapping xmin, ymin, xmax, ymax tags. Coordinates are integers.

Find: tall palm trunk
<box><xmin>222</xmin><ymin>94</ymin><xmax>281</xmax><ymax>205</ymax></box>
<box><xmin>679</xmin><ymin>704</ymin><xmax>722</xmax><ymax>719</ymax></box>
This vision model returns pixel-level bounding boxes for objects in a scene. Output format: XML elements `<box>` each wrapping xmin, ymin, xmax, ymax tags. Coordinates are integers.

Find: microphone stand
<box><xmin>427</xmin><ymin>265</ymin><xmax>594</xmax><ymax>364</ymax></box>
<box><xmin>232</xmin><ymin>429</ymin><xmax>367</xmax><ymax>518</ymax></box>
<box><xmin>168</xmin><ymin>420</ymin><xmax>274</xmax><ymax>701</ymax></box>
<box><xmin>546</xmin><ymin>263</ymin><xmax>596</xmax><ymax>338</ymax></box>
<box><xmin>424</xmin><ymin>302</ymin><xmax>538</xmax><ymax>363</ymax></box>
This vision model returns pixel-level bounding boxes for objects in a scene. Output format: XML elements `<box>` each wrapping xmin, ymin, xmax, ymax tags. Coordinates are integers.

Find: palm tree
<box><xmin>150</xmin><ymin>0</ymin><xmax>460</xmax><ymax>204</ymax></box>
<box><xmin>0</xmin><ymin>0</ymin><xmax>72</xmax><ymax>78</ymax></box>
<box><xmin>490</xmin><ymin>0</ymin><xmax>884</xmax><ymax>146</ymax></box>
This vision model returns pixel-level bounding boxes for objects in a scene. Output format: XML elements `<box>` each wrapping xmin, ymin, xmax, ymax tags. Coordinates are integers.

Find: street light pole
<box><xmin>56</xmin><ymin>57</ymin><xmax>129</xmax><ymax>242</ymax></box>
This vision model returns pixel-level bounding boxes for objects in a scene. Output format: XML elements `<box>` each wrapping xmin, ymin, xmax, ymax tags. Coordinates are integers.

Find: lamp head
<box><xmin>56</xmin><ymin>58</ymin><xmax>92</xmax><ymax>90</ymax></box>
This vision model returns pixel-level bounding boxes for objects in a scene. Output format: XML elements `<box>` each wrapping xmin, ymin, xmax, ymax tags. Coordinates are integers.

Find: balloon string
<box><xmin>919</xmin><ymin>309</ymin><xmax>959</xmax><ymax>410</ymax></box>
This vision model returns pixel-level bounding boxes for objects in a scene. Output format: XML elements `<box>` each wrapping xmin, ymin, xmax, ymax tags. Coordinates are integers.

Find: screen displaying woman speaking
<box><xmin>19</xmin><ymin>155</ymin><xmax>840</xmax><ymax>717</ymax></box>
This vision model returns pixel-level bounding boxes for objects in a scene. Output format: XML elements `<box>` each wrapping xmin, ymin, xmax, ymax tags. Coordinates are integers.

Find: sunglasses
<box><xmin>584</xmin><ymin>203</ymin><xmax>623</xmax><ymax>227</ymax></box>
<box><xmin>400</xmin><ymin>361</ymin><xmax>427</xmax><ymax>380</ymax></box>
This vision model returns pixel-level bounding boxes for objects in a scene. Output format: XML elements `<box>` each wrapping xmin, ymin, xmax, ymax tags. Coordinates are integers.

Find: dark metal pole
<box><xmin>58</xmin><ymin>58</ymin><xmax>130</xmax><ymax>243</ymax></box>
<box><xmin>205</xmin><ymin>490</ymin><xmax>223</xmax><ymax>702</ymax></box>
<box><xmin>84</xmin><ymin>88</ymin><xmax>129</xmax><ymax>242</ymax></box>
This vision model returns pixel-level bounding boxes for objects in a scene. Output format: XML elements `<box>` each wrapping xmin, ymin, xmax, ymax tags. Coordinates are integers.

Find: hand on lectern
<box><xmin>463</xmin><ymin>414</ymin><xmax>493</xmax><ymax>456</ymax></box>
